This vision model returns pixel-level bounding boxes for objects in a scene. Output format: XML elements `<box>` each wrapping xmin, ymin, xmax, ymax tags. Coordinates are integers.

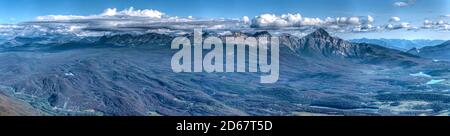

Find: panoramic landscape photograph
<box><xmin>0</xmin><ymin>0</ymin><xmax>450</xmax><ymax>116</ymax></box>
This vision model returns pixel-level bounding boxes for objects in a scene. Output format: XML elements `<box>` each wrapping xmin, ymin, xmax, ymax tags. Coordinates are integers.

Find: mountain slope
<box><xmin>0</xmin><ymin>91</ymin><xmax>43</xmax><ymax>116</ymax></box>
<box><xmin>280</xmin><ymin>28</ymin><xmax>423</xmax><ymax>67</ymax></box>
<box><xmin>0</xmin><ymin>29</ymin><xmax>448</xmax><ymax>116</ymax></box>
<box><xmin>407</xmin><ymin>40</ymin><xmax>450</xmax><ymax>61</ymax></box>
<box><xmin>351</xmin><ymin>38</ymin><xmax>446</xmax><ymax>51</ymax></box>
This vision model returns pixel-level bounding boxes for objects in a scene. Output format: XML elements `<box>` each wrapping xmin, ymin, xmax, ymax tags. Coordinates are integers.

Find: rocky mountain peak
<box><xmin>305</xmin><ymin>28</ymin><xmax>331</xmax><ymax>39</ymax></box>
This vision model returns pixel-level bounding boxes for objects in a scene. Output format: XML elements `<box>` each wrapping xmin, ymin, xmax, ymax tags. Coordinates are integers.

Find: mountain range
<box><xmin>350</xmin><ymin>38</ymin><xmax>446</xmax><ymax>51</ymax></box>
<box><xmin>407</xmin><ymin>41</ymin><xmax>450</xmax><ymax>61</ymax></box>
<box><xmin>0</xmin><ymin>28</ymin><xmax>450</xmax><ymax>116</ymax></box>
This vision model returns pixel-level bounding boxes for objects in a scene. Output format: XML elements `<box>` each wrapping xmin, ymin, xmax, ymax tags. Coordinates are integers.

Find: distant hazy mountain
<box><xmin>407</xmin><ymin>40</ymin><xmax>450</xmax><ymax>61</ymax></box>
<box><xmin>350</xmin><ymin>38</ymin><xmax>446</xmax><ymax>51</ymax></box>
<box><xmin>0</xmin><ymin>35</ymin><xmax>98</xmax><ymax>51</ymax></box>
<box><xmin>97</xmin><ymin>33</ymin><xmax>174</xmax><ymax>47</ymax></box>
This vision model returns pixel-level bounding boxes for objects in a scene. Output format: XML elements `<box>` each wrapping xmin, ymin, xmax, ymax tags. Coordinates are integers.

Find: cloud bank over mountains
<box><xmin>250</xmin><ymin>13</ymin><xmax>373</xmax><ymax>27</ymax></box>
<box><xmin>423</xmin><ymin>19</ymin><xmax>450</xmax><ymax>30</ymax></box>
<box><xmin>0</xmin><ymin>7</ymin><xmax>448</xmax><ymax>39</ymax></box>
<box><xmin>36</xmin><ymin>7</ymin><xmax>166</xmax><ymax>21</ymax></box>
<box><xmin>0</xmin><ymin>7</ymin><xmax>246</xmax><ymax>38</ymax></box>
<box><xmin>249</xmin><ymin>13</ymin><xmax>376</xmax><ymax>32</ymax></box>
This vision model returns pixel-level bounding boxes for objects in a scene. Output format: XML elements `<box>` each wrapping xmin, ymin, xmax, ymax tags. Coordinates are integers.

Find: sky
<box><xmin>0</xmin><ymin>0</ymin><xmax>449</xmax><ymax>39</ymax></box>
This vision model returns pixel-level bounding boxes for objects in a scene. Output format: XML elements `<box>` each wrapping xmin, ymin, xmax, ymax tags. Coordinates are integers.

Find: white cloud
<box><xmin>251</xmin><ymin>14</ymin><xmax>288</xmax><ymax>27</ymax></box>
<box><xmin>407</xmin><ymin>26</ymin><xmax>419</xmax><ymax>31</ymax></box>
<box><xmin>393</xmin><ymin>0</ymin><xmax>416</xmax><ymax>7</ymax></box>
<box><xmin>352</xmin><ymin>24</ymin><xmax>376</xmax><ymax>32</ymax></box>
<box><xmin>393</xmin><ymin>2</ymin><xmax>409</xmax><ymax>7</ymax></box>
<box><xmin>327</xmin><ymin>16</ymin><xmax>374</xmax><ymax>25</ymax></box>
<box><xmin>248</xmin><ymin>13</ymin><xmax>383</xmax><ymax>34</ymax></box>
<box><xmin>347</xmin><ymin>17</ymin><xmax>360</xmax><ymax>25</ymax></box>
<box><xmin>242</xmin><ymin>16</ymin><xmax>250</xmax><ymax>24</ymax></box>
<box><xmin>102</xmin><ymin>7</ymin><xmax>164</xmax><ymax>18</ymax></box>
<box><xmin>102</xmin><ymin>8</ymin><xmax>118</xmax><ymax>16</ymax></box>
<box><xmin>209</xmin><ymin>25</ymin><xmax>225</xmax><ymax>29</ymax></box>
<box><xmin>422</xmin><ymin>19</ymin><xmax>449</xmax><ymax>30</ymax></box>
<box><xmin>389</xmin><ymin>16</ymin><xmax>401</xmax><ymax>22</ymax></box>
<box><xmin>386</xmin><ymin>22</ymin><xmax>410</xmax><ymax>30</ymax></box>
<box><xmin>300</xmin><ymin>17</ymin><xmax>323</xmax><ymax>26</ymax></box>
<box><xmin>36</xmin><ymin>7</ymin><xmax>165</xmax><ymax>21</ymax></box>
<box><xmin>250</xmin><ymin>13</ymin><xmax>374</xmax><ymax>29</ymax></box>
<box><xmin>399</xmin><ymin>22</ymin><xmax>411</xmax><ymax>28</ymax></box>
<box><xmin>281</xmin><ymin>13</ymin><xmax>302</xmax><ymax>23</ymax></box>
<box><xmin>367</xmin><ymin>15</ymin><xmax>375</xmax><ymax>23</ymax></box>
<box><xmin>386</xmin><ymin>24</ymin><xmax>394</xmax><ymax>29</ymax></box>
<box><xmin>36</xmin><ymin>15</ymin><xmax>88</xmax><ymax>21</ymax></box>
<box><xmin>3</xmin><ymin>6</ymin><xmax>449</xmax><ymax>39</ymax></box>
<box><xmin>10</xmin><ymin>7</ymin><xmax>245</xmax><ymax>37</ymax></box>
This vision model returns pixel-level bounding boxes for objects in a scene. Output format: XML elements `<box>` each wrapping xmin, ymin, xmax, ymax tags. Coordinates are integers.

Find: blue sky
<box><xmin>0</xmin><ymin>0</ymin><xmax>449</xmax><ymax>39</ymax></box>
<box><xmin>0</xmin><ymin>0</ymin><xmax>448</xmax><ymax>23</ymax></box>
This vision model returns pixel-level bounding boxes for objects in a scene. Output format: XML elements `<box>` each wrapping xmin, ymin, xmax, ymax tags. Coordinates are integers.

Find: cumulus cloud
<box><xmin>422</xmin><ymin>19</ymin><xmax>449</xmax><ymax>30</ymax></box>
<box><xmin>386</xmin><ymin>22</ymin><xmax>411</xmax><ymax>30</ymax></box>
<box><xmin>393</xmin><ymin>2</ymin><xmax>409</xmax><ymax>7</ymax></box>
<box><xmin>393</xmin><ymin>0</ymin><xmax>415</xmax><ymax>7</ymax></box>
<box><xmin>2</xmin><ymin>6</ymin><xmax>448</xmax><ymax>39</ymax></box>
<box><xmin>251</xmin><ymin>14</ymin><xmax>289</xmax><ymax>27</ymax></box>
<box><xmin>352</xmin><ymin>24</ymin><xmax>379</xmax><ymax>32</ymax></box>
<box><xmin>37</xmin><ymin>7</ymin><xmax>165</xmax><ymax>21</ymax></box>
<box><xmin>367</xmin><ymin>15</ymin><xmax>375</xmax><ymax>23</ymax></box>
<box><xmin>242</xmin><ymin>16</ymin><xmax>250</xmax><ymax>24</ymax></box>
<box><xmin>250</xmin><ymin>13</ymin><xmax>374</xmax><ymax>29</ymax></box>
<box><xmin>389</xmin><ymin>16</ymin><xmax>401</xmax><ymax>22</ymax></box>
<box><xmin>0</xmin><ymin>7</ymin><xmax>251</xmax><ymax>38</ymax></box>
<box><xmin>248</xmin><ymin>13</ymin><xmax>380</xmax><ymax>33</ymax></box>
<box><xmin>36</xmin><ymin>15</ymin><xmax>88</xmax><ymax>21</ymax></box>
<box><xmin>100</xmin><ymin>7</ymin><xmax>164</xmax><ymax>18</ymax></box>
